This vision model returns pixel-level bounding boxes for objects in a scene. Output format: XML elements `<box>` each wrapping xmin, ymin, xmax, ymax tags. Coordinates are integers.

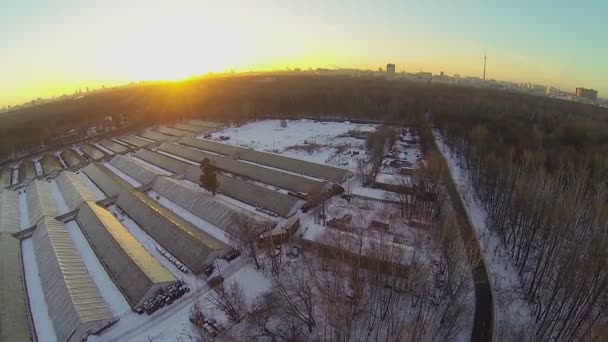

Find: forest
<box><xmin>3</xmin><ymin>73</ymin><xmax>607</xmax><ymax>339</ymax></box>
<box><xmin>429</xmin><ymin>92</ymin><xmax>608</xmax><ymax>339</ymax></box>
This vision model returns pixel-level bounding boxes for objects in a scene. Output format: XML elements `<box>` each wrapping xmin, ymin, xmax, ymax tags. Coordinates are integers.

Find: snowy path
<box><xmin>434</xmin><ymin>132</ymin><xmax>532</xmax><ymax>338</ymax></box>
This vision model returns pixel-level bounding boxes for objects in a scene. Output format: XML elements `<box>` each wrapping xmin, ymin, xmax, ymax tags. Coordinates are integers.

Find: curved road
<box><xmin>430</xmin><ymin>132</ymin><xmax>494</xmax><ymax>342</ymax></box>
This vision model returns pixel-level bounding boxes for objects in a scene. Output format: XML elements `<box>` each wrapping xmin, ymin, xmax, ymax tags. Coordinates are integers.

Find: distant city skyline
<box><xmin>1</xmin><ymin>0</ymin><xmax>606</xmax><ymax>107</ymax></box>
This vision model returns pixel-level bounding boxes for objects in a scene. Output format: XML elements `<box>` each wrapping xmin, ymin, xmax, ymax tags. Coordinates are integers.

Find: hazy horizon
<box><xmin>1</xmin><ymin>0</ymin><xmax>606</xmax><ymax>107</ymax></box>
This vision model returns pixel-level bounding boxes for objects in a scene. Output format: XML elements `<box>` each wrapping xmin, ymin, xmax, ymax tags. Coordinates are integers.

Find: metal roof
<box><xmin>156</xmin><ymin>126</ymin><xmax>190</xmax><ymax>137</ymax></box>
<box><xmin>33</xmin><ymin>217</ymin><xmax>114</xmax><ymax>342</ymax></box>
<box><xmin>27</xmin><ymin>180</ymin><xmax>59</xmax><ymax>226</ymax></box>
<box><xmin>109</xmin><ymin>155</ymin><xmax>161</xmax><ymax>185</ymax></box>
<box><xmin>116</xmin><ymin>135</ymin><xmax>153</xmax><ymax>148</ymax></box>
<box><xmin>182</xmin><ymin>138</ymin><xmax>353</xmax><ymax>182</ymax></box>
<box><xmin>173</xmin><ymin>123</ymin><xmax>209</xmax><ymax>133</ymax></box>
<box><xmin>152</xmin><ymin>177</ymin><xmax>273</xmax><ymax>236</ymax></box>
<box><xmin>1</xmin><ymin>191</ymin><xmax>33</xmax><ymax>342</ymax></box>
<box><xmin>76</xmin><ymin>202</ymin><xmax>175</xmax><ymax>307</ymax></box>
<box><xmin>134</xmin><ymin>149</ymin><xmax>301</xmax><ymax>217</ymax></box>
<box><xmin>40</xmin><ymin>155</ymin><xmax>64</xmax><ymax>175</ymax></box>
<box><xmin>0</xmin><ymin>167</ymin><xmax>12</xmax><ymax>188</ymax></box>
<box><xmin>116</xmin><ymin>188</ymin><xmax>228</xmax><ymax>272</ymax></box>
<box><xmin>18</xmin><ymin>160</ymin><xmax>36</xmax><ymax>184</ymax></box>
<box><xmin>158</xmin><ymin>142</ymin><xmax>322</xmax><ymax>194</ymax></box>
<box><xmin>183</xmin><ymin>168</ymin><xmax>302</xmax><ymax>218</ymax></box>
<box><xmin>0</xmin><ymin>234</ymin><xmax>34</xmax><ymax>342</ymax></box>
<box><xmin>188</xmin><ymin>120</ymin><xmax>224</xmax><ymax>128</ymax></box>
<box><xmin>80</xmin><ymin>144</ymin><xmax>106</xmax><ymax>161</ymax></box>
<box><xmin>56</xmin><ymin>171</ymin><xmax>98</xmax><ymax>211</ymax></box>
<box><xmin>134</xmin><ymin>149</ymin><xmax>191</xmax><ymax>175</ymax></box>
<box><xmin>138</xmin><ymin>130</ymin><xmax>170</xmax><ymax>142</ymax></box>
<box><xmin>99</xmin><ymin>139</ymin><xmax>129</xmax><ymax>154</ymax></box>
<box><xmin>83</xmin><ymin>163</ymin><xmax>227</xmax><ymax>272</ymax></box>
<box><xmin>60</xmin><ymin>149</ymin><xmax>85</xmax><ymax>168</ymax></box>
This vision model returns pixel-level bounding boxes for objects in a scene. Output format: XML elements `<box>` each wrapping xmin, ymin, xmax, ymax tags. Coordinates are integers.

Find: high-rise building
<box><xmin>386</xmin><ymin>63</ymin><xmax>395</xmax><ymax>75</ymax></box>
<box><xmin>575</xmin><ymin>87</ymin><xmax>598</xmax><ymax>101</ymax></box>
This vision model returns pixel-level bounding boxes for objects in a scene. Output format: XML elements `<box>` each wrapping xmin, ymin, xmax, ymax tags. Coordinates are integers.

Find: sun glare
<box><xmin>109</xmin><ymin>13</ymin><xmax>243</xmax><ymax>81</ymax></box>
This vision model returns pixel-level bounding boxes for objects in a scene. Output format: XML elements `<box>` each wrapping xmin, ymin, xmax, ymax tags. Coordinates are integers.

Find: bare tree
<box><xmin>205</xmin><ymin>281</ymin><xmax>246</xmax><ymax>322</ymax></box>
<box><xmin>230</xmin><ymin>214</ymin><xmax>267</xmax><ymax>269</ymax></box>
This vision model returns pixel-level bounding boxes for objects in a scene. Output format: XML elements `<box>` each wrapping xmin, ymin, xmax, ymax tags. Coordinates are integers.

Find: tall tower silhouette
<box><xmin>483</xmin><ymin>50</ymin><xmax>487</xmax><ymax>80</ymax></box>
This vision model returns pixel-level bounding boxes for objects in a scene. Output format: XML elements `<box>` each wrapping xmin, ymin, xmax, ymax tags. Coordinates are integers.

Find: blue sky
<box><xmin>1</xmin><ymin>0</ymin><xmax>606</xmax><ymax>106</ymax></box>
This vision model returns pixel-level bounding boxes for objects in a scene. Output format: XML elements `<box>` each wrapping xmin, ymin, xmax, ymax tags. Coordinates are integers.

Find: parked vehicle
<box><xmin>224</xmin><ymin>248</ymin><xmax>241</xmax><ymax>262</ymax></box>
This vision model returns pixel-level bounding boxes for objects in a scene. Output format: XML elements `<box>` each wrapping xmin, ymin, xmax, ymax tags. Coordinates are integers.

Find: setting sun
<box><xmin>106</xmin><ymin>12</ymin><xmax>245</xmax><ymax>81</ymax></box>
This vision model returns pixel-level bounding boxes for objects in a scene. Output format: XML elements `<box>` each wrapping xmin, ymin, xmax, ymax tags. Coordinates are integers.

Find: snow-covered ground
<box><xmin>72</xmin><ymin>145</ymin><xmax>85</xmax><ymax>157</ymax></box>
<box><xmin>205</xmin><ymin>119</ymin><xmax>376</xmax><ymax>172</ymax></box>
<box><xmin>34</xmin><ymin>159</ymin><xmax>43</xmax><ymax>176</ymax></box>
<box><xmin>434</xmin><ymin>131</ymin><xmax>532</xmax><ymax>338</ymax></box>
<box><xmin>12</xmin><ymin>168</ymin><xmax>19</xmax><ymax>185</ymax></box>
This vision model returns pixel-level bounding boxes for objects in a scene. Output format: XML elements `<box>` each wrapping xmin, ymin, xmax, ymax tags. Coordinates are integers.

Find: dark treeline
<box><xmin>430</xmin><ymin>89</ymin><xmax>608</xmax><ymax>339</ymax></box>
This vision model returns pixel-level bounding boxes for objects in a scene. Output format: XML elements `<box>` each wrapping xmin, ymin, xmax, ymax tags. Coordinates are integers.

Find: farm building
<box><xmin>188</xmin><ymin>120</ymin><xmax>224</xmax><ymax>128</ymax></box>
<box><xmin>80</xmin><ymin>144</ymin><xmax>106</xmax><ymax>161</ymax></box>
<box><xmin>39</xmin><ymin>155</ymin><xmax>63</xmax><ymax>176</ymax></box>
<box><xmin>0</xmin><ymin>190</ymin><xmax>34</xmax><ymax>342</ymax></box>
<box><xmin>116</xmin><ymin>135</ymin><xmax>153</xmax><ymax>148</ymax></box>
<box><xmin>134</xmin><ymin>149</ymin><xmax>191</xmax><ymax>175</ymax></box>
<box><xmin>352</xmin><ymin>187</ymin><xmax>401</xmax><ymax>205</ymax></box>
<box><xmin>109</xmin><ymin>155</ymin><xmax>161</xmax><ymax>185</ymax></box>
<box><xmin>138</xmin><ymin>130</ymin><xmax>170</xmax><ymax>142</ymax></box>
<box><xmin>181</xmin><ymin>137</ymin><xmax>353</xmax><ymax>183</ymax></box>
<box><xmin>60</xmin><ymin>149</ymin><xmax>85</xmax><ymax>169</ymax></box>
<box><xmin>173</xmin><ymin>123</ymin><xmax>209</xmax><ymax>133</ymax></box>
<box><xmin>184</xmin><ymin>168</ymin><xmax>303</xmax><ymax>218</ymax></box>
<box><xmin>373</xmin><ymin>173</ymin><xmax>414</xmax><ymax>193</ymax></box>
<box><xmin>17</xmin><ymin>160</ymin><xmax>36</xmax><ymax>184</ymax></box>
<box><xmin>55</xmin><ymin>171</ymin><xmax>98</xmax><ymax>211</ymax></box>
<box><xmin>82</xmin><ymin>163</ymin><xmax>130</xmax><ymax>198</ymax></box>
<box><xmin>27</xmin><ymin>180</ymin><xmax>60</xmax><ymax>226</ymax></box>
<box><xmin>0</xmin><ymin>167</ymin><xmax>12</xmax><ymax>188</ymax></box>
<box><xmin>83</xmin><ymin>163</ymin><xmax>229</xmax><ymax>273</ymax></box>
<box><xmin>98</xmin><ymin>139</ymin><xmax>129</xmax><ymax>154</ymax></box>
<box><xmin>133</xmin><ymin>149</ymin><xmax>302</xmax><ymax>217</ymax></box>
<box><xmin>300</xmin><ymin>225</ymin><xmax>413</xmax><ymax>276</ymax></box>
<box><xmin>75</xmin><ymin>201</ymin><xmax>176</xmax><ymax>308</ymax></box>
<box><xmin>151</xmin><ymin>176</ymin><xmax>274</xmax><ymax>236</ymax></box>
<box><xmin>156</xmin><ymin>126</ymin><xmax>190</xmax><ymax>137</ymax></box>
<box><xmin>32</xmin><ymin>217</ymin><xmax>115</xmax><ymax>342</ymax></box>
<box><xmin>158</xmin><ymin>142</ymin><xmax>324</xmax><ymax>194</ymax></box>
<box><xmin>115</xmin><ymin>188</ymin><xmax>228</xmax><ymax>272</ymax></box>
